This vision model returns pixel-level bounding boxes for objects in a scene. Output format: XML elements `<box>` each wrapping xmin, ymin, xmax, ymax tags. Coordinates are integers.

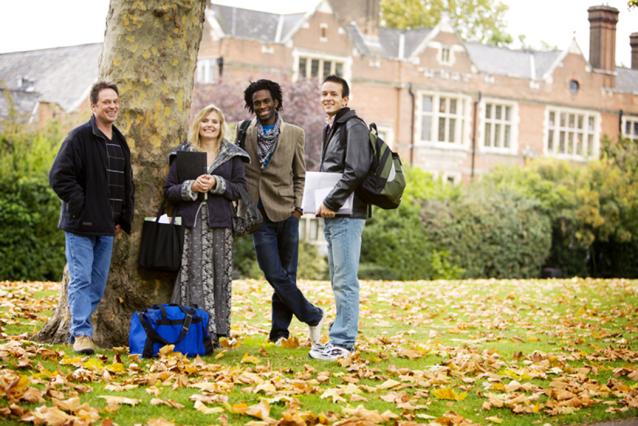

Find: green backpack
<box><xmin>341</xmin><ymin>119</ymin><xmax>406</xmax><ymax>209</ymax></box>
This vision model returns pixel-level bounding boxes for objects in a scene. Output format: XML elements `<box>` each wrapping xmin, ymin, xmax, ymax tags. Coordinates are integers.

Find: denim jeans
<box><xmin>253</xmin><ymin>213</ymin><xmax>322</xmax><ymax>341</ymax></box>
<box><xmin>65</xmin><ymin>232</ymin><xmax>114</xmax><ymax>339</ymax></box>
<box><xmin>323</xmin><ymin>217</ymin><xmax>365</xmax><ymax>351</ymax></box>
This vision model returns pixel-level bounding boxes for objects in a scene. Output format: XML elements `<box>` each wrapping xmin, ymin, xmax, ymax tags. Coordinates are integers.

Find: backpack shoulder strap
<box><xmin>236</xmin><ymin>120</ymin><xmax>251</xmax><ymax>150</ymax></box>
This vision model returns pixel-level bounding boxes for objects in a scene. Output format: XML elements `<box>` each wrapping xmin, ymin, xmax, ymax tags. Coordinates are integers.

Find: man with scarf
<box><xmin>242</xmin><ymin>79</ymin><xmax>324</xmax><ymax>346</ymax></box>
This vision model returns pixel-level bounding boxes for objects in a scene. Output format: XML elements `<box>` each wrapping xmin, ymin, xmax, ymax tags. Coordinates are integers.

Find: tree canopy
<box><xmin>380</xmin><ymin>0</ymin><xmax>512</xmax><ymax>46</ymax></box>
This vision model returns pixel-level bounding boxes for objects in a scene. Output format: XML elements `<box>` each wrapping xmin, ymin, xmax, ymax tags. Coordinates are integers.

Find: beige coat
<box><xmin>243</xmin><ymin>118</ymin><xmax>306</xmax><ymax>222</ymax></box>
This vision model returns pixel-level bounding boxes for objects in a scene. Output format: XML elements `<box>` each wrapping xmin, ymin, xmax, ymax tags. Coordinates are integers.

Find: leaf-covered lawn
<box><xmin>1</xmin><ymin>278</ymin><xmax>638</xmax><ymax>425</ymax></box>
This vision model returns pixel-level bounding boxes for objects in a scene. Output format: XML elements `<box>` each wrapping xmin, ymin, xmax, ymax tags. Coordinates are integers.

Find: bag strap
<box><xmin>235</xmin><ymin>120</ymin><xmax>251</xmax><ymax>150</ymax></box>
<box><xmin>140</xmin><ymin>311</ymin><xmax>194</xmax><ymax>357</ymax></box>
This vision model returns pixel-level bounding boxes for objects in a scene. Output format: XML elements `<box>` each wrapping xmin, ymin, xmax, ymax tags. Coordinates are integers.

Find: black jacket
<box><xmin>164</xmin><ymin>140</ymin><xmax>249</xmax><ymax>229</ymax></box>
<box><xmin>49</xmin><ymin>115</ymin><xmax>134</xmax><ymax>235</ymax></box>
<box><xmin>320</xmin><ymin>108</ymin><xmax>372</xmax><ymax>219</ymax></box>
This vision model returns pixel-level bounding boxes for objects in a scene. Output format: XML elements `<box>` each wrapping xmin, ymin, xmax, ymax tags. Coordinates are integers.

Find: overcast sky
<box><xmin>0</xmin><ymin>0</ymin><xmax>636</xmax><ymax>66</ymax></box>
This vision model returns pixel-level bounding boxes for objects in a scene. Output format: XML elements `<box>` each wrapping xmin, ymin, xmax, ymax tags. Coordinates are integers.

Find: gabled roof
<box><xmin>345</xmin><ymin>25</ymin><xmax>432</xmax><ymax>59</ymax></box>
<box><xmin>464</xmin><ymin>42</ymin><xmax>563</xmax><ymax>80</ymax></box>
<box><xmin>209</xmin><ymin>5</ymin><xmax>306</xmax><ymax>43</ymax></box>
<box><xmin>616</xmin><ymin>68</ymin><xmax>638</xmax><ymax>94</ymax></box>
<box><xmin>0</xmin><ymin>89</ymin><xmax>39</xmax><ymax>122</ymax></box>
<box><xmin>0</xmin><ymin>43</ymin><xmax>101</xmax><ymax>112</ymax></box>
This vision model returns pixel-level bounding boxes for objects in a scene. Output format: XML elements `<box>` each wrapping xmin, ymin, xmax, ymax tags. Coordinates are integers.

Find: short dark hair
<box><xmin>243</xmin><ymin>79</ymin><xmax>283</xmax><ymax>113</ymax></box>
<box><xmin>90</xmin><ymin>81</ymin><xmax>119</xmax><ymax>105</ymax></box>
<box><xmin>322</xmin><ymin>74</ymin><xmax>349</xmax><ymax>98</ymax></box>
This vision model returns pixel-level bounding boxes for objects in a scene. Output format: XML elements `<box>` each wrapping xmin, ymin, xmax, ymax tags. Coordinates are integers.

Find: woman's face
<box><xmin>199</xmin><ymin>110</ymin><xmax>221</xmax><ymax>141</ymax></box>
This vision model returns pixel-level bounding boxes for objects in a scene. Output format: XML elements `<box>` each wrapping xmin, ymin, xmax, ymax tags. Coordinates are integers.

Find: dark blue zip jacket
<box><xmin>49</xmin><ymin>115</ymin><xmax>134</xmax><ymax>235</ymax></box>
<box><xmin>164</xmin><ymin>140</ymin><xmax>249</xmax><ymax>229</ymax></box>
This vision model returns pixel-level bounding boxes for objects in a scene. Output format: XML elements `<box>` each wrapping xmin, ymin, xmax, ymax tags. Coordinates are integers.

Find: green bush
<box><xmin>483</xmin><ymin>141</ymin><xmax>638</xmax><ymax>278</ymax></box>
<box><xmin>361</xmin><ymin>167</ymin><xmax>463</xmax><ymax>280</ymax></box>
<box><xmin>0</xmin><ymin>120</ymin><xmax>65</xmax><ymax>281</ymax></box>
<box><xmin>0</xmin><ymin>176</ymin><xmax>65</xmax><ymax>281</ymax></box>
<box><xmin>422</xmin><ymin>186</ymin><xmax>552</xmax><ymax>278</ymax></box>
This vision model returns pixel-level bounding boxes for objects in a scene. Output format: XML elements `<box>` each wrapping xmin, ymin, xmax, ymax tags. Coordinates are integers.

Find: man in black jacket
<box><xmin>49</xmin><ymin>81</ymin><xmax>134</xmax><ymax>354</ymax></box>
<box><xmin>309</xmin><ymin>75</ymin><xmax>372</xmax><ymax>361</ymax></box>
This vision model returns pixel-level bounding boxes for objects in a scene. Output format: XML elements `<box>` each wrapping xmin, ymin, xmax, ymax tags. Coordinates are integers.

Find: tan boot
<box><xmin>73</xmin><ymin>336</ymin><xmax>95</xmax><ymax>355</ymax></box>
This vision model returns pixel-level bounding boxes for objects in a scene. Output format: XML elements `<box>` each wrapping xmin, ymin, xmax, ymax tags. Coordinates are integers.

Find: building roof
<box><xmin>464</xmin><ymin>42</ymin><xmax>563</xmax><ymax>80</ymax></box>
<box><xmin>0</xmin><ymin>89</ymin><xmax>39</xmax><ymax>123</ymax></box>
<box><xmin>616</xmin><ymin>68</ymin><xmax>638</xmax><ymax>94</ymax></box>
<box><xmin>0</xmin><ymin>43</ymin><xmax>101</xmax><ymax>112</ymax></box>
<box><xmin>375</xmin><ymin>27</ymin><xmax>432</xmax><ymax>59</ymax></box>
<box><xmin>209</xmin><ymin>5</ymin><xmax>306</xmax><ymax>43</ymax></box>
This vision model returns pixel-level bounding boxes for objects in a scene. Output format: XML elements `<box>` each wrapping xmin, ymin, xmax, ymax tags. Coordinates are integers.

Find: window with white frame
<box><xmin>545</xmin><ymin>107</ymin><xmax>599</xmax><ymax>160</ymax></box>
<box><xmin>297</xmin><ymin>55</ymin><xmax>345</xmax><ymax>80</ymax></box>
<box><xmin>196</xmin><ymin>59</ymin><xmax>216</xmax><ymax>84</ymax></box>
<box><xmin>622</xmin><ymin>116</ymin><xmax>638</xmax><ymax>141</ymax></box>
<box><xmin>417</xmin><ymin>92</ymin><xmax>471</xmax><ymax>147</ymax></box>
<box><xmin>439</xmin><ymin>47</ymin><xmax>452</xmax><ymax>65</ymax></box>
<box><xmin>481</xmin><ymin>100</ymin><xmax>518</xmax><ymax>154</ymax></box>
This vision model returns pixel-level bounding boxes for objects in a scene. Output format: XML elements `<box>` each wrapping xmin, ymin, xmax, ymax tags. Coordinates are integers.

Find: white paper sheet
<box><xmin>302</xmin><ymin>171</ymin><xmax>353</xmax><ymax>215</ymax></box>
<box><xmin>144</xmin><ymin>214</ymin><xmax>182</xmax><ymax>225</ymax></box>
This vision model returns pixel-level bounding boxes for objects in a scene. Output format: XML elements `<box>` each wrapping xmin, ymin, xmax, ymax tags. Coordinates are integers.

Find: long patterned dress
<box><xmin>171</xmin><ymin>206</ymin><xmax>233</xmax><ymax>340</ymax></box>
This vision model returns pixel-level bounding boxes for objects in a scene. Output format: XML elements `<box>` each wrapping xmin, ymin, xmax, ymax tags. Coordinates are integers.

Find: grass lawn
<box><xmin>1</xmin><ymin>277</ymin><xmax>638</xmax><ymax>425</ymax></box>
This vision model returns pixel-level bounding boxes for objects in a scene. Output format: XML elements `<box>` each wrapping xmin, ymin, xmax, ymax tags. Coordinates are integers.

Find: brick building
<box><xmin>199</xmin><ymin>0</ymin><xmax>638</xmax><ymax>182</ymax></box>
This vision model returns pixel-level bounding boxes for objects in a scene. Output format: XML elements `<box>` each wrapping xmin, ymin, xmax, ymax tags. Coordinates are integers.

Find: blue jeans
<box><xmin>324</xmin><ymin>217</ymin><xmax>365</xmax><ymax>351</ymax></box>
<box><xmin>253</xmin><ymin>213</ymin><xmax>322</xmax><ymax>341</ymax></box>
<box><xmin>65</xmin><ymin>232</ymin><xmax>114</xmax><ymax>339</ymax></box>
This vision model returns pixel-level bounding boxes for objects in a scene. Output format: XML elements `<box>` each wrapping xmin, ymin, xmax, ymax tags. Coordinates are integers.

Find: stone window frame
<box><xmin>544</xmin><ymin>106</ymin><xmax>600</xmax><ymax>161</ymax></box>
<box><xmin>415</xmin><ymin>90</ymin><xmax>472</xmax><ymax>150</ymax></box>
<box><xmin>292</xmin><ymin>49</ymin><xmax>351</xmax><ymax>82</ymax></box>
<box><xmin>195</xmin><ymin>58</ymin><xmax>215</xmax><ymax>84</ymax></box>
<box><xmin>622</xmin><ymin>115</ymin><xmax>638</xmax><ymax>141</ymax></box>
<box><xmin>439</xmin><ymin>46</ymin><xmax>452</xmax><ymax>65</ymax></box>
<box><xmin>478</xmin><ymin>98</ymin><xmax>519</xmax><ymax>155</ymax></box>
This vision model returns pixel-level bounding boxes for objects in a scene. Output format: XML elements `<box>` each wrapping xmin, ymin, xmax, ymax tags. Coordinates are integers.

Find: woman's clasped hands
<box><xmin>192</xmin><ymin>174</ymin><xmax>216</xmax><ymax>192</ymax></box>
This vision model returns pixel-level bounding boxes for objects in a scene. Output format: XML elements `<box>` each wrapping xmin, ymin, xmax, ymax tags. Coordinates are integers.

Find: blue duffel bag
<box><xmin>129</xmin><ymin>304</ymin><xmax>213</xmax><ymax>358</ymax></box>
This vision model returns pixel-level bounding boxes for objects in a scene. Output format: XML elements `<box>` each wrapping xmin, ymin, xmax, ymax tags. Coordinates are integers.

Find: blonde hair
<box><xmin>189</xmin><ymin>104</ymin><xmax>226</xmax><ymax>148</ymax></box>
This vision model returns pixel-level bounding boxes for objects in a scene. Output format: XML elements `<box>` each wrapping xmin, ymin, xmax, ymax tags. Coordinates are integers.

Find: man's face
<box><xmin>251</xmin><ymin>89</ymin><xmax>278</xmax><ymax>125</ymax></box>
<box><xmin>321</xmin><ymin>81</ymin><xmax>348</xmax><ymax>117</ymax></box>
<box><xmin>92</xmin><ymin>88</ymin><xmax>119</xmax><ymax>125</ymax></box>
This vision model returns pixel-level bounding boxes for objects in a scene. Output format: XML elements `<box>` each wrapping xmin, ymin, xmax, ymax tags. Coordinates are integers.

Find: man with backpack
<box><xmin>241</xmin><ymin>79</ymin><xmax>324</xmax><ymax>346</ymax></box>
<box><xmin>309</xmin><ymin>75</ymin><xmax>373</xmax><ymax>361</ymax></box>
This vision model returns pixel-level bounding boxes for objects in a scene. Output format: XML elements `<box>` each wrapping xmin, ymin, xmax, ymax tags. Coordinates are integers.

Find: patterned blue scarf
<box><xmin>256</xmin><ymin>114</ymin><xmax>281</xmax><ymax>169</ymax></box>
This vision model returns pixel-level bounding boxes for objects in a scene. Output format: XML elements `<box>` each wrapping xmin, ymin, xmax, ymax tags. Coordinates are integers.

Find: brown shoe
<box><xmin>73</xmin><ymin>336</ymin><xmax>95</xmax><ymax>354</ymax></box>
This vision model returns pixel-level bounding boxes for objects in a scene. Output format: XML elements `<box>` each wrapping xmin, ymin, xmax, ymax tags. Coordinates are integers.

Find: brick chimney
<box><xmin>631</xmin><ymin>33</ymin><xmax>638</xmax><ymax>70</ymax></box>
<box><xmin>588</xmin><ymin>5</ymin><xmax>619</xmax><ymax>72</ymax></box>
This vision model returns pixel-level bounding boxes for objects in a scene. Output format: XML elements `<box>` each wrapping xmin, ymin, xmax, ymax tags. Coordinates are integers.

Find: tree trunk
<box><xmin>35</xmin><ymin>0</ymin><xmax>207</xmax><ymax>347</ymax></box>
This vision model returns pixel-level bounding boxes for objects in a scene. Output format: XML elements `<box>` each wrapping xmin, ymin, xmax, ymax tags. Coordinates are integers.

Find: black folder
<box><xmin>176</xmin><ymin>151</ymin><xmax>207</xmax><ymax>183</ymax></box>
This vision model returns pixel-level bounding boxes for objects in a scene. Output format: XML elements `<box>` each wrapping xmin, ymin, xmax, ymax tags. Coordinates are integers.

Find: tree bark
<box><xmin>35</xmin><ymin>0</ymin><xmax>207</xmax><ymax>347</ymax></box>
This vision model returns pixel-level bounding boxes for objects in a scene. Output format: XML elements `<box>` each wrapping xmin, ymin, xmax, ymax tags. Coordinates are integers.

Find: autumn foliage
<box><xmin>1</xmin><ymin>278</ymin><xmax>638</xmax><ymax>424</ymax></box>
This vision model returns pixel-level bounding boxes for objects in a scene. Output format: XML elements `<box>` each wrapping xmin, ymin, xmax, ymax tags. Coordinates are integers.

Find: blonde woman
<box><xmin>164</xmin><ymin>104</ymin><xmax>249</xmax><ymax>348</ymax></box>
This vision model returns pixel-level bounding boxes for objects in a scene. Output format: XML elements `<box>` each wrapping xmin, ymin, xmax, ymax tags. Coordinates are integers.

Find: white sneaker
<box><xmin>308</xmin><ymin>310</ymin><xmax>324</xmax><ymax>346</ymax></box>
<box><xmin>308</xmin><ymin>342</ymin><xmax>351</xmax><ymax>361</ymax></box>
